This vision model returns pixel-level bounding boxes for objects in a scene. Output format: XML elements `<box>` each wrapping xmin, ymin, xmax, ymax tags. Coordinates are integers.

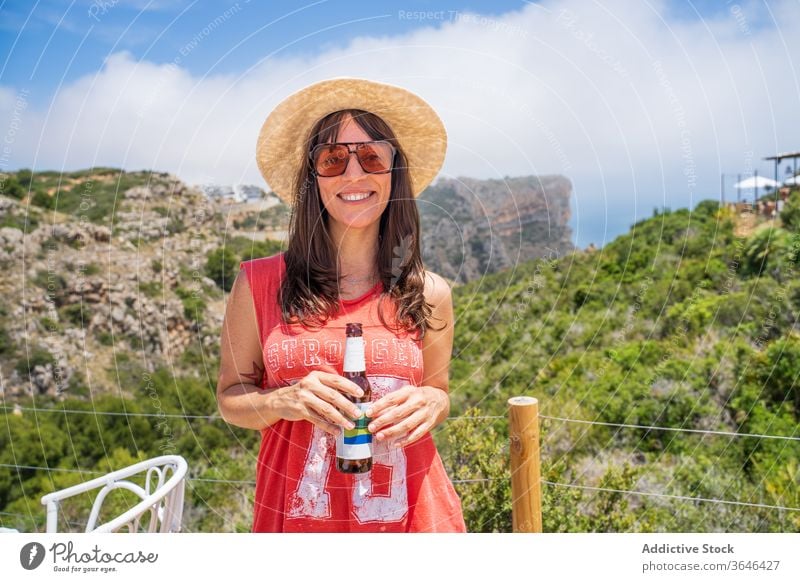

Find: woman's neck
<box><xmin>329</xmin><ymin>222</ymin><xmax>380</xmax><ymax>281</ymax></box>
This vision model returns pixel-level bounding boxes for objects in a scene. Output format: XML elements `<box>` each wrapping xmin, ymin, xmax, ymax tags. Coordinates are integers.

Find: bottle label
<box><xmin>343</xmin><ymin>336</ymin><xmax>366</xmax><ymax>373</ymax></box>
<box><xmin>336</xmin><ymin>403</ymin><xmax>372</xmax><ymax>461</ymax></box>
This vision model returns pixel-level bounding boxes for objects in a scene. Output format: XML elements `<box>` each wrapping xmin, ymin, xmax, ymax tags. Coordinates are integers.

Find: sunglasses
<box><xmin>309</xmin><ymin>141</ymin><xmax>396</xmax><ymax>177</ymax></box>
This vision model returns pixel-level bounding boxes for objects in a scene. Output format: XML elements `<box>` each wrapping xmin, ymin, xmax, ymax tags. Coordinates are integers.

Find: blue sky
<box><xmin>1</xmin><ymin>0</ymin><xmax>742</xmax><ymax>106</ymax></box>
<box><xmin>1</xmin><ymin>0</ymin><xmax>798</xmax><ymax>247</ymax></box>
<box><xmin>2</xmin><ymin>0</ymin><xmax>533</xmax><ymax>102</ymax></box>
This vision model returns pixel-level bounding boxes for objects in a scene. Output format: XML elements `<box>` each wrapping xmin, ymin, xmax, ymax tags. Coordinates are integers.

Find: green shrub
<box><xmin>175</xmin><ymin>287</ymin><xmax>206</xmax><ymax>323</ymax></box>
<box><xmin>31</xmin><ymin>189</ymin><xmax>56</xmax><ymax>210</ymax></box>
<box><xmin>39</xmin><ymin>316</ymin><xmax>62</xmax><ymax>333</ymax></box>
<box><xmin>15</xmin><ymin>347</ymin><xmax>55</xmax><ymax>376</ymax></box>
<box><xmin>138</xmin><ymin>280</ymin><xmax>162</xmax><ymax>298</ymax></box>
<box><xmin>780</xmin><ymin>190</ymin><xmax>800</xmax><ymax>231</ymax></box>
<box><xmin>59</xmin><ymin>304</ymin><xmax>88</xmax><ymax>327</ymax></box>
<box><xmin>205</xmin><ymin>247</ymin><xmax>238</xmax><ymax>292</ymax></box>
<box><xmin>0</xmin><ymin>175</ymin><xmax>25</xmax><ymax>199</ymax></box>
<box><xmin>83</xmin><ymin>263</ymin><xmax>101</xmax><ymax>276</ymax></box>
<box><xmin>0</xmin><ymin>331</ymin><xmax>13</xmax><ymax>357</ymax></box>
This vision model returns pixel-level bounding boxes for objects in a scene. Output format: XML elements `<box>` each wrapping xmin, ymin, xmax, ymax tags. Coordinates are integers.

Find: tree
<box><xmin>1</xmin><ymin>175</ymin><xmax>25</xmax><ymax>199</ymax></box>
<box><xmin>205</xmin><ymin>247</ymin><xmax>238</xmax><ymax>292</ymax></box>
<box><xmin>16</xmin><ymin>169</ymin><xmax>33</xmax><ymax>188</ymax></box>
<box><xmin>32</xmin><ymin>189</ymin><xmax>56</xmax><ymax>210</ymax></box>
<box><xmin>742</xmin><ymin>226</ymin><xmax>789</xmax><ymax>277</ymax></box>
<box><xmin>780</xmin><ymin>191</ymin><xmax>800</xmax><ymax>231</ymax></box>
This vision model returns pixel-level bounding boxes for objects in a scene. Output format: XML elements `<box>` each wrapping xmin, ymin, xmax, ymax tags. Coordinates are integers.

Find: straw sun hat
<box><xmin>255</xmin><ymin>78</ymin><xmax>447</xmax><ymax>206</ymax></box>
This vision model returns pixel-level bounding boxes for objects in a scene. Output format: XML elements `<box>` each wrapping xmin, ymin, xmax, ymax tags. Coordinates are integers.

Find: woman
<box><xmin>216</xmin><ymin>78</ymin><xmax>465</xmax><ymax>532</ymax></box>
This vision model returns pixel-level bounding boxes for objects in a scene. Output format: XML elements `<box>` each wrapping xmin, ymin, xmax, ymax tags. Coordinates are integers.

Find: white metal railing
<box><xmin>40</xmin><ymin>455</ymin><xmax>187</xmax><ymax>533</ymax></box>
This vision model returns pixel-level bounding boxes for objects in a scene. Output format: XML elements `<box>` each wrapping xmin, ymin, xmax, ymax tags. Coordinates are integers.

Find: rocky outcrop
<box><xmin>0</xmin><ymin>171</ymin><xmax>226</xmax><ymax>400</ymax></box>
<box><xmin>418</xmin><ymin>175</ymin><xmax>573</xmax><ymax>283</ymax></box>
<box><xmin>49</xmin><ymin>223</ymin><xmax>112</xmax><ymax>245</ymax></box>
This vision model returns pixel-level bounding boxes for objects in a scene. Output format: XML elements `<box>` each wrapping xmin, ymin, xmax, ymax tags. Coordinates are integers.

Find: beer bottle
<box><xmin>336</xmin><ymin>322</ymin><xmax>373</xmax><ymax>473</ymax></box>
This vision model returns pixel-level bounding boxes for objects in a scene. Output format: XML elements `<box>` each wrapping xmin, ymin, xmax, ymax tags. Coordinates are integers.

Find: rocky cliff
<box><xmin>419</xmin><ymin>175</ymin><xmax>574</xmax><ymax>282</ymax></box>
<box><xmin>0</xmin><ymin>169</ymin><xmax>283</xmax><ymax>400</ymax></box>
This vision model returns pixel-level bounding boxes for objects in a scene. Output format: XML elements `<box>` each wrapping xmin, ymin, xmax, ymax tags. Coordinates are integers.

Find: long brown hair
<box><xmin>279</xmin><ymin>108</ymin><xmax>443</xmax><ymax>339</ymax></box>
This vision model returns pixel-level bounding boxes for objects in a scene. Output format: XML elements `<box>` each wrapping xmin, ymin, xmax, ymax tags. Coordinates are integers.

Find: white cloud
<box><xmin>2</xmin><ymin>0</ymin><xmax>799</xmax><ymax>245</ymax></box>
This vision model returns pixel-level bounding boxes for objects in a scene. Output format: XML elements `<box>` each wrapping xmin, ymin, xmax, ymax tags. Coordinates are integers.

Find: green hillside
<box><xmin>443</xmin><ymin>197</ymin><xmax>800</xmax><ymax>532</ymax></box>
<box><xmin>1</xmin><ymin>192</ymin><xmax>799</xmax><ymax>532</ymax></box>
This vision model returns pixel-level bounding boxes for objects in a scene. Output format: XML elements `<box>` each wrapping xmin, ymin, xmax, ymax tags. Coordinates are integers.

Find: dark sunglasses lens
<box><xmin>313</xmin><ymin>142</ymin><xmax>394</xmax><ymax>176</ymax></box>
<box><xmin>314</xmin><ymin>145</ymin><xmax>349</xmax><ymax>177</ymax></box>
<box><xmin>356</xmin><ymin>143</ymin><xmax>393</xmax><ymax>173</ymax></box>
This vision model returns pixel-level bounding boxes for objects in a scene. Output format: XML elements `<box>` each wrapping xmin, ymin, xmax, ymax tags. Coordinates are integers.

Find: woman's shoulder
<box><xmin>239</xmin><ymin>251</ymin><xmax>286</xmax><ymax>278</ymax></box>
<box><xmin>238</xmin><ymin>252</ymin><xmax>286</xmax><ymax>300</ymax></box>
<box><xmin>422</xmin><ymin>270</ymin><xmax>452</xmax><ymax>304</ymax></box>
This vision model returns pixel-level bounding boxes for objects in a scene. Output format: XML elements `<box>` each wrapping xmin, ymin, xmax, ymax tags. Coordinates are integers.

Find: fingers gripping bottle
<box><xmin>336</xmin><ymin>322</ymin><xmax>373</xmax><ymax>473</ymax></box>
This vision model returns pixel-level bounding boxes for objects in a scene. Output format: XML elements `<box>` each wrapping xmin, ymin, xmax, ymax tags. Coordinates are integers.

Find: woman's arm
<box><xmin>216</xmin><ymin>268</ymin><xmax>366</xmax><ymax>432</ymax></box>
<box><xmin>216</xmin><ymin>268</ymin><xmax>283</xmax><ymax>430</ymax></box>
<box><xmin>418</xmin><ymin>270</ymin><xmax>454</xmax><ymax>425</ymax></box>
<box><xmin>366</xmin><ymin>271</ymin><xmax>455</xmax><ymax>446</ymax></box>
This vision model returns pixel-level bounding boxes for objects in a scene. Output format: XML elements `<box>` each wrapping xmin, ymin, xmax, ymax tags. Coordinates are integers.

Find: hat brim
<box><xmin>256</xmin><ymin>78</ymin><xmax>447</xmax><ymax>206</ymax></box>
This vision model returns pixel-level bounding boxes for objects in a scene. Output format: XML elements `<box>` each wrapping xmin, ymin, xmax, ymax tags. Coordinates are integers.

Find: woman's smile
<box><xmin>338</xmin><ymin>190</ymin><xmax>376</xmax><ymax>203</ymax></box>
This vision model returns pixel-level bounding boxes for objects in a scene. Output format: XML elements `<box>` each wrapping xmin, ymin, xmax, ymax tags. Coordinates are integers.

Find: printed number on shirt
<box><xmin>288</xmin><ymin>426</ymin><xmax>408</xmax><ymax>524</ymax></box>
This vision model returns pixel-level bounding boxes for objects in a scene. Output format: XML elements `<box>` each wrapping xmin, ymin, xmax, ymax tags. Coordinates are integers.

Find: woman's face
<box><xmin>316</xmin><ymin>113</ymin><xmax>392</xmax><ymax>238</ymax></box>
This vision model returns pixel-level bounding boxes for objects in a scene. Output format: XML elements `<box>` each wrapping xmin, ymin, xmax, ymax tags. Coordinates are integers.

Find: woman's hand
<box><xmin>274</xmin><ymin>371</ymin><xmax>366</xmax><ymax>436</ymax></box>
<box><xmin>365</xmin><ymin>385</ymin><xmax>450</xmax><ymax>448</ymax></box>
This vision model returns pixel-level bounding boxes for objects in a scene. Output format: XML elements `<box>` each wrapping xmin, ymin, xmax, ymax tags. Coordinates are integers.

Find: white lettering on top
<box><xmin>304</xmin><ymin>339</ymin><xmax>322</xmax><ymax>366</ymax></box>
<box><xmin>281</xmin><ymin>339</ymin><xmax>297</xmax><ymax>368</ymax></box>
<box><xmin>393</xmin><ymin>338</ymin><xmax>409</xmax><ymax>366</ymax></box>
<box><xmin>263</xmin><ymin>337</ymin><xmax>422</xmax><ymax>375</ymax></box>
<box><xmin>373</xmin><ymin>339</ymin><xmax>389</xmax><ymax>364</ymax></box>
<box><xmin>324</xmin><ymin>340</ymin><xmax>341</xmax><ymax>363</ymax></box>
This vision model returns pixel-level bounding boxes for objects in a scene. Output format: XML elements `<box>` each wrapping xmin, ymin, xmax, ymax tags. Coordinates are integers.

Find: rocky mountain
<box><xmin>0</xmin><ymin>168</ymin><xmax>572</xmax><ymax>401</ymax></box>
<box><xmin>418</xmin><ymin>175</ymin><xmax>573</xmax><ymax>282</ymax></box>
<box><xmin>0</xmin><ymin>169</ymin><xmax>283</xmax><ymax>401</ymax></box>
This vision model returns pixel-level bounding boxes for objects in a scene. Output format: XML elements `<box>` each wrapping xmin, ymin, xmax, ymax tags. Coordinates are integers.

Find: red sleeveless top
<box><xmin>240</xmin><ymin>253</ymin><xmax>466</xmax><ymax>532</ymax></box>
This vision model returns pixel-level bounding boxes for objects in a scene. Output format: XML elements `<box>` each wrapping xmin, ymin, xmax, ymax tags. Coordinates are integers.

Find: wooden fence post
<box><xmin>508</xmin><ymin>396</ymin><xmax>542</xmax><ymax>532</ymax></box>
